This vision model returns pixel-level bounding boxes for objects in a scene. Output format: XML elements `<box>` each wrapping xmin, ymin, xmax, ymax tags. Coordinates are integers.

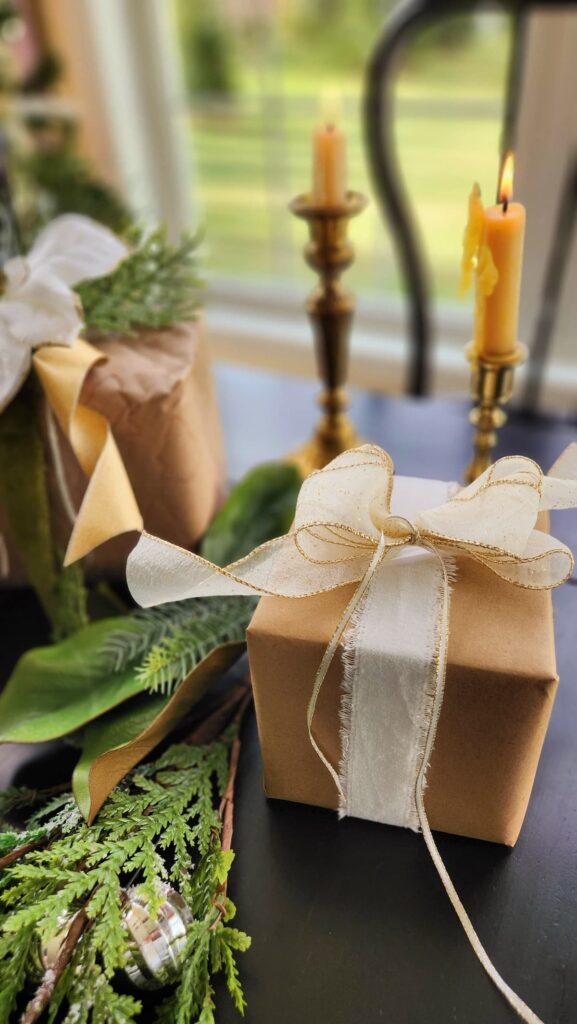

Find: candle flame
<box><xmin>499</xmin><ymin>152</ymin><xmax>514</xmax><ymax>206</ymax></box>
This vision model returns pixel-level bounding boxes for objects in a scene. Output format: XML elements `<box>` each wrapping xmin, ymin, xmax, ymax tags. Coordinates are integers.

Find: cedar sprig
<box><xmin>76</xmin><ymin>227</ymin><xmax>203</xmax><ymax>336</ymax></box>
<box><xmin>0</xmin><ymin>706</ymin><xmax>251</xmax><ymax>1024</ymax></box>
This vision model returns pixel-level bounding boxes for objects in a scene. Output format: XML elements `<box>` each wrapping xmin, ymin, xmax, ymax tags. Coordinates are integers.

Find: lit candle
<box><xmin>312</xmin><ymin>92</ymin><xmax>347</xmax><ymax>206</ymax></box>
<box><xmin>461</xmin><ymin>153</ymin><xmax>526</xmax><ymax>359</ymax></box>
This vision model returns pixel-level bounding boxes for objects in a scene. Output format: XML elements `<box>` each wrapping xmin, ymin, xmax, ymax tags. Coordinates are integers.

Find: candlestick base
<box><xmin>288</xmin><ymin>387</ymin><xmax>362</xmax><ymax>477</ymax></box>
<box><xmin>287</xmin><ymin>190</ymin><xmax>367</xmax><ymax>478</ymax></box>
<box><xmin>464</xmin><ymin>342</ymin><xmax>526</xmax><ymax>484</ymax></box>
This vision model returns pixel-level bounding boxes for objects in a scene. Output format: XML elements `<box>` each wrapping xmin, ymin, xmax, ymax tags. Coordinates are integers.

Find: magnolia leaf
<box><xmin>0</xmin><ymin>376</ymin><xmax>88</xmax><ymax>639</ymax></box>
<box><xmin>200</xmin><ymin>461</ymin><xmax>301</xmax><ymax>566</ymax></box>
<box><xmin>0</xmin><ymin>617</ymin><xmax>147</xmax><ymax>743</ymax></box>
<box><xmin>73</xmin><ymin>641</ymin><xmax>245</xmax><ymax>822</ymax></box>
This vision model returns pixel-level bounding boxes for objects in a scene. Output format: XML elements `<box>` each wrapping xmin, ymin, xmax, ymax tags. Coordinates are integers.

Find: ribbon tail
<box><xmin>32</xmin><ymin>338</ymin><xmax>143</xmax><ymax>565</ymax></box>
<box><xmin>415</xmin><ymin>546</ymin><xmax>545</xmax><ymax>1024</ymax></box>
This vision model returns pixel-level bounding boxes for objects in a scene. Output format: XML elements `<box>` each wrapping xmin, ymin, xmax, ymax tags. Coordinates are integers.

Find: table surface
<box><xmin>2</xmin><ymin>363</ymin><xmax>577</xmax><ymax>1024</ymax></box>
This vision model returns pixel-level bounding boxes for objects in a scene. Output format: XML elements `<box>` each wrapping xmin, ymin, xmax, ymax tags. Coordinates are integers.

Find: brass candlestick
<box><xmin>288</xmin><ymin>190</ymin><xmax>367</xmax><ymax>477</ymax></box>
<box><xmin>464</xmin><ymin>342</ymin><xmax>527</xmax><ymax>484</ymax></box>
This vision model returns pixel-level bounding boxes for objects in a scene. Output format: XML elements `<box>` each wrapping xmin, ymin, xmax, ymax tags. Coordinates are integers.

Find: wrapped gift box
<box><xmin>2</xmin><ymin>319</ymin><xmax>225</xmax><ymax>580</ymax></box>
<box><xmin>247</xmin><ymin>475</ymin><xmax>558</xmax><ymax>846</ymax></box>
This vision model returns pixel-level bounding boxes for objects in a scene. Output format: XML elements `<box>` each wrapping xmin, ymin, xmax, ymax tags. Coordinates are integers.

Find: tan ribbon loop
<box><xmin>33</xmin><ymin>338</ymin><xmax>143</xmax><ymax>564</ymax></box>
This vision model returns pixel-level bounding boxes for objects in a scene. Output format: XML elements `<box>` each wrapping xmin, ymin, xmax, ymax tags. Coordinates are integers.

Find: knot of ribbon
<box><xmin>1</xmin><ymin>215</ymin><xmax>143</xmax><ymax>565</ymax></box>
<box><xmin>127</xmin><ymin>443</ymin><xmax>577</xmax><ymax>1024</ymax></box>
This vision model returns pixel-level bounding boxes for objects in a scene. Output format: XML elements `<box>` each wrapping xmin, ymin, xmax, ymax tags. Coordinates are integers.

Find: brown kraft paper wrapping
<box><xmin>247</xmin><ymin>552</ymin><xmax>558</xmax><ymax>847</ymax></box>
<box><xmin>2</xmin><ymin>319</ymin><xmax>226</xmax><ymax>580</ymax></box>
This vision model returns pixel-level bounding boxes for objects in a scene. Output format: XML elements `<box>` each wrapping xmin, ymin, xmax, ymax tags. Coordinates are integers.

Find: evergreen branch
<box><xmin>135</xmin><ymin>599</ymin><xmax>256</xmax><ymax>695</ymax></box>
<box><xmin>76</xmin><ymin>227</ymin><xmax>203</xmax><ymax>336</ymax></box>
<box><xmin>0</xmin><ymin>689</ymin><xmax>252</xmax><ymax>1024</ymax></box>
<box><xmin>102</xmin><ymin>596</ymin><xmax>249</xmax><ymax>674</ymax></box>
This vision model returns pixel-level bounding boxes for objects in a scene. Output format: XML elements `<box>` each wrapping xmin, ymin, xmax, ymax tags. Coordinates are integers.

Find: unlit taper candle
<box><xmin>312</xmin><ymin>91</ymin><xmax>347</xmax><ymax>206</ymax></box>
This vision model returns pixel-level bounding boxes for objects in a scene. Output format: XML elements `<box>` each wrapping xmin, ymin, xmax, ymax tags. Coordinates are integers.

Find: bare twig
<box><xmin>27</xmin><ymin>782</ymin><xmax>71</xmax><ymax>802</ymax></box>
<box><xmin>19</xmin><ymin>907</ymin><xmax>89</xmax><ymax>1024</ymax></box>
<box><xmin>184</xmin><ymin>683</ymin><xmax>251</xmax><ymax>747</ymax></box>
<box><xmin>0</xmin><ymin>782</ymin><xmax>74</xmax><ymax>870</ymax></box>
<box><xmin>210</xmin><ymin>687</ymin><xmax>253</xmax><ymax>928</ymax></box>
<box><xmin>219</xmin><ymin>689</ymin><xmax>251</xmax><ymax>854</ymax></box>
<box><xmin>0</xmin><ymin>836</ymin><xmax>50</xmax><ymax>871</ymax></box>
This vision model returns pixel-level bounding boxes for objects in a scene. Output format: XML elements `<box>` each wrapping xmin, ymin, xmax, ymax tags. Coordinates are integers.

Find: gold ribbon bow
<box><xmin>128</xmin><ymin>443</ymin><xmax>577</xmax><ymax>1024</ymax></box>
<box><xmin>32</xmin><ymin>339</ymin><xmax>143</xmax><ymax>563</ymax></box>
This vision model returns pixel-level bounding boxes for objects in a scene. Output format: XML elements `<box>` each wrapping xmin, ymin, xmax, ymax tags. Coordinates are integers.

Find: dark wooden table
<box><xmin>2</xmin><ymin>364</ymin><xmax>577</xmax><ymax>1024</ymax></box>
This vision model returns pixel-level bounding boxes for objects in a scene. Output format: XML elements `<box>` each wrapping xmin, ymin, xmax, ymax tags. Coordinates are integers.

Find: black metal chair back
<box><xmin>362</xmin><ymin>0</ymin><xmax>527</xmax><ymax>397</ymax></box>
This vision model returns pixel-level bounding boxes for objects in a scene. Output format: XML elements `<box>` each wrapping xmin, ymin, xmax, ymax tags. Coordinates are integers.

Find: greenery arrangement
<box><xmin>0</xmin><ymin>462</ymin><xmax>300</xmax><ymax>818</ymax></box>
<box><xmin>0</xmin><ymin>687</ymin><xmax>251</xmax><ymax>1024</ymax></box>
<box><xmin>0</xmin><ymin>12</ymin><xmax>304</xmax><ymax>1021</ymax></box>
<box><xmin>0</xmin><ymin>461</ymin><xmax>301</xmax><ymax>1022</ymax></box>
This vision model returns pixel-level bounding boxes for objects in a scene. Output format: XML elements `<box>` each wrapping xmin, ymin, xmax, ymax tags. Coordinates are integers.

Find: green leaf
<box><xmin>0</xmin><ymin>617</ymin><xmax>147</xmax><ymax>743</ymax></box>
<box><xmin>200</xmin><ymin>462</ymin><xmax>301</xmax><ymax>566</ymax></box>
<box><xmin>72</xmin><ymin>641</ymin><xmax>245</xmax><ymax>822</ymax></box>
<box><xmin>0</xmin><ymin>376</ymin><xmax>88</xmax><ymax>639</ymax></box>
<box><xmin>72</xmin><ymin>694</ymin><xmax>168</xmax><ymax>822</ymax></box>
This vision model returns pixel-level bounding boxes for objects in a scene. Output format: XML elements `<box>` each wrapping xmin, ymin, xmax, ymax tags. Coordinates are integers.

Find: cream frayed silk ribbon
<box><xmin>127</xmin><ymin>443</ymin><xmax>577</xmax><ymax>1024</ymax></box>
<box><xmin>0</xmin><ymin>215</ymin><xmax>143</xmax><ymax>564</ymax></box>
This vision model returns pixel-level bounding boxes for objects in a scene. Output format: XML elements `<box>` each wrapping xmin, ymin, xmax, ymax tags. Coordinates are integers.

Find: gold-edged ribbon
<box><xmin>127</xmin><ymin>443</ymin><xmax>577</xmax><ymax>1024</ymax></box>
<box><xmin>33</xmin><ymin>338</ymin><xmax>143</xmax><ymax>564</ymax></box>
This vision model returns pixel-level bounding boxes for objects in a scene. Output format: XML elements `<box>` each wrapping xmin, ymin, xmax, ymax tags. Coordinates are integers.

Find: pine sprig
<box><xmin>76</xmin><ymin>227</ymin><xmax>203</xmax><ymax>336</ymax></box>
<box><xmin>0</xmin><ymin>714</ymin><xmax>251</xmax><ymax>1024</ymax></box>
<box><xmin>136</xmin><ymin>599</ymin><xmax>256</xmax><ymax>695</ymax></box>
<box><xmin>102</xmin><ymin>596</ymin><xmax>253</xmax><ymax>675</ymax></box>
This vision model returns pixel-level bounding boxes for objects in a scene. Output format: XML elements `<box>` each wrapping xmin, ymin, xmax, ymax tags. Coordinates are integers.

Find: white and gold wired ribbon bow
<box><xmin>0</xmin><ymin>215</ymin><xmax>143</xmax><ymax>566</ymax></box>
<box><xmin>127</xmin><ymin>443</ymin><xmax>577</xmax><ymax>1024</ymax></box>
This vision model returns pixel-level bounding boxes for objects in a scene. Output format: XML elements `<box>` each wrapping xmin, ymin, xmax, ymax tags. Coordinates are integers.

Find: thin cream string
<box><xmin>415</xmin><ymin>545</ymin><xmax>545</xmax><ymax>1024</ymax></box>
<box><xmin>0</xmin><ymin>533</ymin><xmax>9</xmax><ymax>578</ymax></box>
<box><xmin>307</xmin><ymin>534</ymin><xmax>545</xmax><ymax>1024</ymax></box>
<box><xmin>45</xmin><ymin>403</ymin><xmax>77</xmax><ymax>527</ymax></box>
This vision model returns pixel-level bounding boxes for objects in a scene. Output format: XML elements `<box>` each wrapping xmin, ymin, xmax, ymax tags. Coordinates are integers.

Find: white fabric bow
<box><xmin>128</xmin><ymin>443</ymin><xmax>577</xmax><ymax>1024</ymax></box>
<box><xmin>0</xmin><ymin>214</ymin><xmax>128</xmax><ymax>412</ymax></box>
<box><xmin>127</xmin><ymin>443</ymin><xmax>577</xmax><ymax>606</ymax></box>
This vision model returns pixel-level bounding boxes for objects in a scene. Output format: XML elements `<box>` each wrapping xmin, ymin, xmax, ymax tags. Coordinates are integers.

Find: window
<box><xmin>171</xmin><ymin>3</ymin><xmax>513</xmax><ymax>393</ymax></box>
<box><xmin>9</xmin><ymin>1</ymin><xmax>577</xmax><ymax>410</ymax></box>
<box><xmin>174</xmin><ymin>6</ymin><xmax>509</xmax><ymax>300</ymax></box>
